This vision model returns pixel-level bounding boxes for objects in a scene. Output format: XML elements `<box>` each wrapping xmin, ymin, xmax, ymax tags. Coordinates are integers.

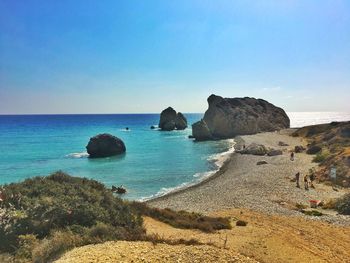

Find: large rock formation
<box><xmin>86</xmin><ymin>133</ymin><xmax>126</xmax><ymax>158</ymax></box>
<box><xmin>159</xmin><ymin>107</ymin><xmax>188</xmax><ymax>131</ymax></box>
<box><xmin>192</xmin><ymin>95</ymin><xmax>290</xmax><ymax>140</ymax></box>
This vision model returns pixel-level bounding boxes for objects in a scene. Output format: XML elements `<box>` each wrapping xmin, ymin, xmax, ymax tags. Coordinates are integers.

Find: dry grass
<box><xmin>130</xmin><ymin>201</ymin><xmax>231</xmax><ymax>233</ymax></box>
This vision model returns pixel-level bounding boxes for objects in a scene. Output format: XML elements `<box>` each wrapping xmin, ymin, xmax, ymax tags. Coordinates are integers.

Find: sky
<box><xmin>0</xmin><ymin>0</ymin><xmax>349</xmax><ymax>114</ymax></box>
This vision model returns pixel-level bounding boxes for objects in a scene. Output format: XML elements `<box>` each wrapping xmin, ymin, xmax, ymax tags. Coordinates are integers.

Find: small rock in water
<box><xmin>112</xmin><ymin>185</ymin><xmax>127</xmax><ymax>194</ymax></box>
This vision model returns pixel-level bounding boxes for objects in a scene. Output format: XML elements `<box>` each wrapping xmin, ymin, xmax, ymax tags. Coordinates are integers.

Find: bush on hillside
<box><xmin>312</xmin><ymin>149</ymin><xmax>330</xmax><ymax>163</ymax></box>
<box><xmin>0</xmin><ymin>171</ymin><xmax>144</xmax><ymax>256</ymax></box>
<box><xmin>130</xmin><ymin>201</ymin><xmax>231</xmax><ymax>232</ymax></box>
<box><xmin>0</xmin><ymin>172</ymin><xmax>232</xmax><ymax>262</ymax></box>
<box><xmin>335</xmin><ymin>193</ymin><xmax>350</xmax><ymax>215</ymax></box>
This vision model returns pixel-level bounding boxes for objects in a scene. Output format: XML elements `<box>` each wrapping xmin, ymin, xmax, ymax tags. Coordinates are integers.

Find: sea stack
<box><xmin>86</xmin><ymin>133</ymin><xmax>126</xmax><ymax>158</ymax></box>
<box><xmin>192</xmin><ymin>94</ymin><xmax>290</xmax><ymax>141</ymax></box>
<box><xmin>158</xmin><ymin>107</ymin><xmax>188</xmax><ymax>131</ymax></box>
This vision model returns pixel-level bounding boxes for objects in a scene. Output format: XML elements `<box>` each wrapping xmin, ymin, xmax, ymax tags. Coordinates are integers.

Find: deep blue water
<box><xmin>0</xmin><ymin>114</ymin><xmax>233</xmax><ymax>200</ymax></box>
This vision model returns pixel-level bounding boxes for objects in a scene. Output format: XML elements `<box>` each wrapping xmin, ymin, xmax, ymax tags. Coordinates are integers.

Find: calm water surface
<box><xmin>0</xmin><ymin>112</ymin><xmax>349</xmax><ymax>200</ymax></box>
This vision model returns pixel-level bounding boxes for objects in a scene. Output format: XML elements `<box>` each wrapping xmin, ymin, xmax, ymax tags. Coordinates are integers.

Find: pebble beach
<box><xmin>148</xmin><ymin>129</ymin><xmax>350</xmax><ymax>225</ymax></box>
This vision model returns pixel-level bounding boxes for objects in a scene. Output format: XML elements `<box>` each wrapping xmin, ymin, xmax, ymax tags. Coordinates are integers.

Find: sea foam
<box><xmin>66</xmin><ymin>152</ymin><xmax>89</xmax><ymax>158</ymax></box>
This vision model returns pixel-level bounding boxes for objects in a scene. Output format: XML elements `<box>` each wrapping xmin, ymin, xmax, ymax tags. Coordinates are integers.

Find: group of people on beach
<box><xmin>295</xmin><ymin>169</ymin><xmax>316</xmax><ymax>190</ymax></box>
<box><xmin>290</xmin><ymin>151</ymin><xmax>316</xmax><ymax>190</ymax></box>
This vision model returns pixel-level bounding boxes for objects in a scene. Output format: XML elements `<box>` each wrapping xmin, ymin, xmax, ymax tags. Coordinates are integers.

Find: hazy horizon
<box><xmin>1</xmin><ymin>1</ymin><xmax>350</xmax><ymax>114</ymax></box>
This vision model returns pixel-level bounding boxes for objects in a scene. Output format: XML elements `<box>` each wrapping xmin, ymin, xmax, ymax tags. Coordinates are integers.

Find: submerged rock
<box><xmin>112</xmin><ymin>185</ymin><xmax>127</xmax><ymax>194</ymax></box>
<box><xmin>86</xmin><ymin>133</ymin><xmax>126</xmax><ymax>158</ymax></box>
<box><xmin>192</xmin><ymin>94</ymin><xmax>290</xmax><ymax>140</ymax></box>
<box><xmin>158</xmin><ymin>107</ymin><xmax>187</xmax><ymax>131</ymax></box>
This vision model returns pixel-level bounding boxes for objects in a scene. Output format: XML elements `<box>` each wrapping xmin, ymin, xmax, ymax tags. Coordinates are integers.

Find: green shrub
<box><xmin>31</xmin><ymin>231</ymin><xmax>79</xmax><ymax>263</ymax></box>
<box><xmin>295</xmin><ymin>203</ymin><xmax>308</xmax><ymax>210</ymax></box>
<box><xmin>335</xmin><ymin>193</ymin><xmax>350</xmax><ymax>215</ymax></box>
<box><xmin>0</xmin><ymin>171</ymin><xmax>231</xmax><ymax>262</ymax></box>
<box><xmin>14</xmin><ymin>235</ymin><xmax>39</xmax><ymax>262</ymax></box>
<box><xmin>312</xmin><ymin>149</ymin><xmax>330</xmax><ymax>163</ymax></box>
<box><xmin>301</xmin><ymin>210</ymin><xmax>323</xmax><ymax>216</ymax></box>
<box><xmin>0</xmin><ymin>171</ymin><xmax>144</xmax><ymax>254</ymax></box>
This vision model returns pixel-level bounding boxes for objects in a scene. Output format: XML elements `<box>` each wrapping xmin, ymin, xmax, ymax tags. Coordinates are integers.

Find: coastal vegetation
<box><xmin>292</xmin><ymin>121</ymin><xmax>350</xmax><ymax>187</ymax></box>
<box><xmin>335</xmin><ymin>193</ymin><xmax>350</xmax><ymax>215</ymax></box>
<box><xmin>0</xmin><ymin>171</ymin><xmax>231</xmax><ymax>262</ymax></box>
<box><xmin>130</xmin><ymin>202</ymin><xmax>231</xmax><ymax>233</ymax></box>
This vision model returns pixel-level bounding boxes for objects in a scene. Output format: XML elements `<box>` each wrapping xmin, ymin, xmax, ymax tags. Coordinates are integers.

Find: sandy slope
<box><xmin>144</xmin><ymin>209</ymin><xmax>350</xmax><ymax>263</ymax></box>
<box><xmin>56</xmin><ymin>240</ymin><xmax>257</xmax><ymax>263</ymax></box>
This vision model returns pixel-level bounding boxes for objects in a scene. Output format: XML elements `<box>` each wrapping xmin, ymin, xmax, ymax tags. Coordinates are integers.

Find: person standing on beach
<box><xmin>290</xmin><ymin>152</ymin><xmax>294</xmax><ymax>161</ymax></box>
<box><xmin>295</xmin><ymin>172</ymin><xmax>300</xmax><ymax>188</ymax></box>
<box><xmin>304</xmin><ymin>174</ymin><xmax>309</xmax><ymax>190</ymax></box>
<box><xmin>309</xmin><ymin>168</ymin><xmax>316</xmax><ymax>189</ymax></box>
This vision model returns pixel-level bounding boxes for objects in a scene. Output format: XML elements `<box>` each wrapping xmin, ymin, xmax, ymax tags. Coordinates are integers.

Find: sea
<box><xmin>0</xmin><ymin>112</ymin><xmax>349</xmax><ymax>200</ymax></box>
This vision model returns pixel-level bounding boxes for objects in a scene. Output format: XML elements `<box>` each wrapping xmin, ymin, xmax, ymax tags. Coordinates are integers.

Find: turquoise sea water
<box><xmin>0</xmin><ymin>114</ymin><xmax>233</xmax><ymax>200</ymax></box>
<box><xmin>1</xmin><ymin>112</ymin><xmax>349</xmax><ymax>200</ymax></box>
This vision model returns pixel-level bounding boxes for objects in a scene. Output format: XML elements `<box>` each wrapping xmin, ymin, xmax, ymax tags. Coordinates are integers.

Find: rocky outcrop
<box><xmin>192</xmin><ymin>120</ymin><xmax>213</xmax><ymax>141</ymax></box>
<box><xmin>306</xmin><ymin>145</ymin><xmax>322</xmax><ymax>155</ymax></box>
<box><xmin>86</xmin><ymin>133</ymin><xmax>126</xmax><ymax>158</ymax></box>
<box><xmin>175</xmin><ymin>112</ymin><xmax>187</xmax><ymax>130</ymax></box>
<box><xmin>239</xmin><ymin>143</ymin><xmax>268</xmax><ymax>156</ymax></box>
<box><xmin>278</xmin><ymin>141</ymin><xmax>289</xmax><ymax>146</ymax></box>
<box><xmin>294</xmin><ymin>145</ymin><xmax>305</xmax><ymax>153</ymax></box>
<box><xmin>267</xmin><ymin>149</ymin><xmax>283</xmax><ymax>156</ymax></box>
<box><xmin>158</xmin><ymin>107</ymin><xmax>187</xmax><ymax>131</ymax></box>
<box><xmin>192</xmin><ymin>94</ymin><xmax>290</xmax><ymax>140</ymax></box>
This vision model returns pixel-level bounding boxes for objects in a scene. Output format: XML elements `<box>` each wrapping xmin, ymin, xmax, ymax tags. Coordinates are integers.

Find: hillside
<box><xmin>292</xmin><ymin>121</ymin><xmax>350</xmax><ymax>186</ymax></box>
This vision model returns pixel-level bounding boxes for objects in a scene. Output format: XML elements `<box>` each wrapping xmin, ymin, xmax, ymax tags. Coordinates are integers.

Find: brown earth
<box><xmin>144</xmin><ymin>209</ymin><xmax>350</xmax><ymax>263</ymax></box>
<box><xmin>56</xmin><ymin>240</ymin><xmax>256</xmax><ymax>263</ymax></box>
<box><xmin>57</xmin><ymin>209</ymin><xmax>350</xmax><ymax>263</ymax></box>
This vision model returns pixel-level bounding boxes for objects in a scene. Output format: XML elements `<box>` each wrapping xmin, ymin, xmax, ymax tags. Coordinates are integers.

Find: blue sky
<box><xmin>0</xmin><ymin>0</ymin><xmax>349</xmax><ymax>114</ymax></box>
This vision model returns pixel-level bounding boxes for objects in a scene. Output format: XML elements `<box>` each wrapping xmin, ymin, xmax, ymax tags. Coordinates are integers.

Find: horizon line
<box><xmin>1</xmin><ymin>111</ymin><xmax>350</xmax><ymax>116</ymax></box>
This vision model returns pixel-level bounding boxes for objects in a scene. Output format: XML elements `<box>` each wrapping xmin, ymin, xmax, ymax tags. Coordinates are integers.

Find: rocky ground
<box><xmin>148</xmin><ymin>129</ymin><xmax>350</xmax><ymax>225</ymax></box>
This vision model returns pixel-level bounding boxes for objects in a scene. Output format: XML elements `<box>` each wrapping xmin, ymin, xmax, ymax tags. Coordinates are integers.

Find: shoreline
<box><xmin>140</xmin><ymin>138</ymin><xmax>238</xmax><ymax>202</ymax></box>
<box><xmin>144</xmin><ymin>137</ymin><xmax>244</xmax><ymax>203</ymax></box>
<box><xmin>147</xmin><ymin>129</ymin><xmax>350</xmax><ymax>225</ymax></box>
